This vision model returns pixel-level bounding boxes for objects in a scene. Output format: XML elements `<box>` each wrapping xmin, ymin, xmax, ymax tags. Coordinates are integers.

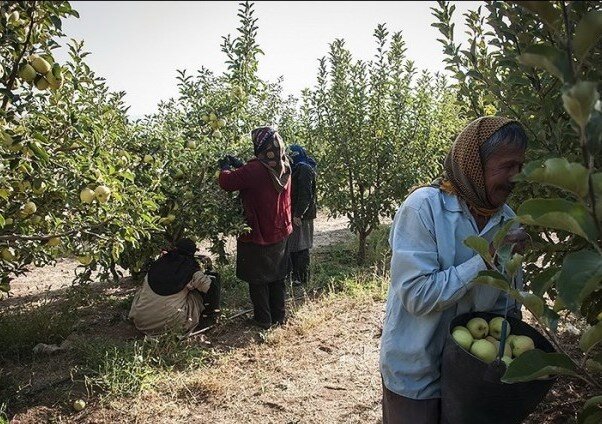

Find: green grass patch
<box><xmin>0</xmin><ymin>300</ymin><xmax>77</xmax><ymax>361</ymax></box>
<box><xmin>311</xmin><ymin>224</ymin><xmax>391</xmax><ymax>301</ymax></box>
<box><xmin>73</xmin><ymin>334</ymin><xmax>212</xmax><ymax>399</ymax></box>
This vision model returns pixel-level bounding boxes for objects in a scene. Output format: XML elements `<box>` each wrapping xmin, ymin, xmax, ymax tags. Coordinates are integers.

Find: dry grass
<box><xmin>77</xmin><ymin>294</ymin><xmax>385</xmax><ymax>424</ymax></box>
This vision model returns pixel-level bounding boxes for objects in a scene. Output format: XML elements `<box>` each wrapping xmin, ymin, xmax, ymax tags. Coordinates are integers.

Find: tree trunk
<box><xmin>357</xmin><ymin>231</ymin><xmax>368</xmax><ymax>265</ymax></box>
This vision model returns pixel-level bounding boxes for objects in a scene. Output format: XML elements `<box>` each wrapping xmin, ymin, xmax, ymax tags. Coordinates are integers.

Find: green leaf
<box><xmin>542</xmin><ymin>307</ymin><xmax>560</xmax><ymax>333</ymax></box>
<box><xmin>29</xmin><ymin>141</ymin><xmax>50</xmax><ymax>162</ymax></box>
<box><xmin>493</xmin><ymin>220</ymin><xmax>516</xmax><ymax>250</ymax></box>
<box><xmin>520</xmin><ymin>158</ymin><xmax>589</xmax><ymax>198</ymax></box>
<box><xmin>529</xmin><ymin>267</ymin><xmax>560</xmax><ymax>297</ymax></box>
<box><xmin>0</xmin><ymin>214</ymin><xmax>4</xmax><ymax>229</ymax></box>
<box><xmin>558</xmin><ymin>250</ymin><xmax>602</xmax><ymax>311</ymax></box>
<box><xmin>563</xmin><ymin>81</ymin><xmax>600</xmax><ymax>129</ymax></box>
<box><xmin>0</xmin><ymin>282</ymin><xmax>9</xmax><ymax>293</ymax></box>
<box><xmin>578</xmin><ymin>395</ymin><xmax>602</xmax><ymax>424</ymax></box>
<box><xmin>121</xmin><ymin>170</ymin><xmax>135</xmax><ymax>182</ymax></box>
<box><xmin>464</xmin><ymin>235</ymin><xmax>492</xmax><ymax>263</ymax></box>
<box><xmin>517</xmin><ymin>198</ymin><xmax>599</xmax><ymax>242</ymax></box>
<box><xmin>574</xmin><ymin>11</ymin><xmax>602</xmax><ymax>59</ymax></box>
<box><xmin>585</xmin><ymin>354</ymin><xmax>602</xmax><ymax>374</ymax></box>
<box><xmin>517</xmin><ymin>1</ymin><xmax>561</xmax><ymax>32</ymax></box>
<box><xmin>506</xmin><ymin>253</ymin><xmax>523</xmax><ymax>278</ymax></box>
<box><xmin>517</xmin><ymin>291</ymin><xmax>544</xmax><ymax>317</ymax></box>
<box><xmin>518</xmin><ymin>44</ymin><xmax>571</xmax><ymax>82</ymax></box>
<box><xmin>580</xmin><ymin>321</ymin><xmax>602</xmax><ymax>352</ymax></box>
<box><xmin>473</xmin><ymin>270</ymin><xmax>510</xmax><ymax>291</ymax></box>
<box><xmin>502</xmin><ymin>350</ymin><xmax>578</xmax><ymax>383</ymax></box>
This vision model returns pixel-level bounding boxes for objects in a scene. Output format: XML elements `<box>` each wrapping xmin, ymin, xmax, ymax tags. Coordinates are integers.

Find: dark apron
<box><xmin>236</xmin><ymin>238</ymin><xmax>290</xmax><ymax>284</ymax></box>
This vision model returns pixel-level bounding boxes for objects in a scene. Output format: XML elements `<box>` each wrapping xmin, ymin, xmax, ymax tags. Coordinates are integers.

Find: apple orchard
<box><xmin>1</xmin><ymin>1</ymin><xmax>602</xmax><ymax>422</ymax></box>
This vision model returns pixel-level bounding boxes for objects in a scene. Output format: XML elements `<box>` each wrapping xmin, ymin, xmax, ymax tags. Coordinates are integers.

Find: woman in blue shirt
<box><xmin>380</xmin><ymin>117</ymin><xmax>529</xmax><ymax>423</ymax></box>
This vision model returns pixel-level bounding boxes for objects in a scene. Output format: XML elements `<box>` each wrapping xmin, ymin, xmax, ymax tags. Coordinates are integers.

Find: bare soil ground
<box><xmin>2</xmin><ymin>213</ymin><xmax>596</xmax><ymax>423</ymax></box>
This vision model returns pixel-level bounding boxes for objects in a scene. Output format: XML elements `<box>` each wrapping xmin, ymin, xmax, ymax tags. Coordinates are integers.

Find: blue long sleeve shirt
<box><xmin>379</xmin><ymin>187</ymin><xmax>522</xmax><ymax>400</ymax></box>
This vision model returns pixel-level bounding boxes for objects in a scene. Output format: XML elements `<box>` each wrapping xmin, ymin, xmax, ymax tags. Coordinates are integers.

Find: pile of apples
<box><xmin>452</xmin><ymin>317</ymin><xmax>535</xmax><ymax>365</ymax></box>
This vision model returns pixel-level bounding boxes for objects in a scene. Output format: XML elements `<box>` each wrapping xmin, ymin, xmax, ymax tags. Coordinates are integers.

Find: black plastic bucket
<box><xmin>441</xmin><ymin>311</ymin><xmax>556</xmax><ymax>424</ymax></box>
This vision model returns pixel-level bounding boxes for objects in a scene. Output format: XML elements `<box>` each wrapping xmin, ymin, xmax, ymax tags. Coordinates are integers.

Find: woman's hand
<box><xmin>488</xmin><ymin>226</ymin><xmax>531</xmax><ymax>261</ymax></box>
<box><xmin>293</xmin><ymin>216</ymin><xmax>302</xmax><ymax>226</ymax></box>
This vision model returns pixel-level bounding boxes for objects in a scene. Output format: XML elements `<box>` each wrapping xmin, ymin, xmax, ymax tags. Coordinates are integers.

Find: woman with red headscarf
<box><xmin>218</xmin><ymin>126</ymin><xmax>293</xmax><ymax>329</ymax></box>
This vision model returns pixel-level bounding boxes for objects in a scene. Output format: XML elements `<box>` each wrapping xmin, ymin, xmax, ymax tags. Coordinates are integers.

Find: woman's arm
<box><xmin>389</xmin><ymin>201</ymin><xmax>487</xmax><ymax>316</ymax></box>
<box><xmin>218</xmin><ymin>163</ymin><xmax>253</xmax><ymax>192</ymax></box>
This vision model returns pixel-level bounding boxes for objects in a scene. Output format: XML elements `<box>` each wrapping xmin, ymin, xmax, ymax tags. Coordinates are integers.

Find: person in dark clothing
<box><xmin>218</xmin><ymin>127</ymin><xmax>293</xmax><ymax>330</ymax></box>
<box><xmin>128</xmin><ymin>238</ymin><xmax>221</xmax><ymax>335</ymax></box>
<box><xmin>287</xmin><ymin>144</ymin><xmax>317</xmax><ymax>286</ymax></box>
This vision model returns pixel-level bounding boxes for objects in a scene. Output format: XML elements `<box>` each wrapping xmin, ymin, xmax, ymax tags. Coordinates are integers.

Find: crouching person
<box><xmin>128</xmin><ymin>237</ymin><xmax>221</xmax><ymax>336</ymax></box>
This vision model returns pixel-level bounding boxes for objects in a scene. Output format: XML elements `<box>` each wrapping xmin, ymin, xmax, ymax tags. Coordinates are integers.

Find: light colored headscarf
<box><xmin>441</xmin><ymin>116</ymin><xmax>519</xmax><ymax>217</ymax></box>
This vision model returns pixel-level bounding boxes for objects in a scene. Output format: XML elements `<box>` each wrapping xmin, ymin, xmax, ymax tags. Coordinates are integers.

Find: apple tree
<box><xmin>117</xmin><ymin>1</ymin><xmax>299</xmax><ymax>274</ymax></box>
<box><xmin>299</xmin><ymin>25</ymin><xmax>463</xmax><ymax>264</ymax></box>
<box><xmin>0</xmin><ymin>1</ymin><xmax>163</xmax><ymax>290</ymax></box>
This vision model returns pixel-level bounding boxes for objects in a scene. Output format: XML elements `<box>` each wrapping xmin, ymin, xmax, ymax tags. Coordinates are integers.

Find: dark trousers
<box><xmin>290</xmin><ymin>249</ymin><xmax>310</xmax><ymax>284</ymax></box>
<box><xmin>248</xmin><ymin>279</ymin><xmax>286</xmax><ymax>326</ymax></box>
<box><xmin>382</xmin><ymin>380</ymin><xmax>441</xmax><ymax>424</ymax></box>
<box><xmin>201</xmin><ymin>271</ymin><xmax>221</xmax><ymax>316</ymax></box>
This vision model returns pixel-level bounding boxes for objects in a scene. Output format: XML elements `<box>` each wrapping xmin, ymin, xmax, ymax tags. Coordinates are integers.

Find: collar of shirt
<box><xmin>441</xmin><ymin>191</ymin><xmax>515</xmax><ymax>236</ymax></box>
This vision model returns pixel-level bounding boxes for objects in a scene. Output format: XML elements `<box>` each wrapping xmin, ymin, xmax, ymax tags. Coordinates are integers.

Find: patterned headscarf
<box><xmin>251</xmin><ymin>126</ymin><xmax>291</xmax><ymax>193</ymax></box>
<box><xmin>441</xmin><ymin>116</ymin><xmax>519</xmax><ymax>216</ymax></box>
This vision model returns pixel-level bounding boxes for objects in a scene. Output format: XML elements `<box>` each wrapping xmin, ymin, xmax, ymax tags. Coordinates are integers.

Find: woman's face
<box><xmin>483</xmin><ymin>144</ymin><xmax>525</xmax><ymax>207</ymax></box>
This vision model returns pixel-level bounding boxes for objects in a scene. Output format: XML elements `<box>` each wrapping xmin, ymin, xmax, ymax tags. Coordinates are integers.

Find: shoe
<box><xmin>195</xmin><ymin>315</ymin><xmax>216</xmax><ymax>331</ymax></box>
<box><xmin>272</xmin><ymin>317</ymin><xmax>287</xmax><ymax>327</ymax></box>
<box><xmin>246</xmin><ymin>318</ymin><xmax>272</xmax><ymax>330</ymax></box>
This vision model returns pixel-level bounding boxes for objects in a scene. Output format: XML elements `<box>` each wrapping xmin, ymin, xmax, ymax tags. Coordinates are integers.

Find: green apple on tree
<box><xmin>94</xmin><ymin>185</ymin><xmax>111</xmax><ymax>203</ymax></box>
<box><xmin>20</xmin><ymin>201</ymin><xmax>37</xmax><ymax>217</ymax></box>
<box><xmin>34</xmin><ymin>75</ymin><xmax>50</xmax><ymax>91</ymax></box>
<box><xmin>77</xmin><ymin>254</ymin><xmax>93</xmax><ymax>266</ymax></box>
<box><xmin>30</xmin><ymin>54</ymin><xmax>52</xmax><ymax>74</ymax></box>
<box><xmin>18</xmin><ymin>63</ymin><xmax>37</xmax><ymax>82</ymax></box>
<box><xmin>47</xmin><ymin>237</ymin><xmax>61</xmax><ymax>247</ymax></box>
<box><xmin>1</xmin><ymin>247</ymin><xmax>17</xmax><ymax>262</ymax></box>
<box><xmin>143</xmin><ymin>154</ymin><xmax>153</xmax><ymax>164</ymax></box>
<box><xmin>466</xmin><ymin>317</ymin><xmax>489</xmax><ymax>339</ymax></box>
<box><xmin>80</xmin><ymin>188</ymin><xmax>95</xmax><ymax>204</ymax></box>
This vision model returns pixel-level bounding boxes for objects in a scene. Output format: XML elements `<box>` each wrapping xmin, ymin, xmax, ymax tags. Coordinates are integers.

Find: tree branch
<box><xmin>2</xmin><ymin>1</ymin><xmax>37</xmax><ymax>111</ymax></box>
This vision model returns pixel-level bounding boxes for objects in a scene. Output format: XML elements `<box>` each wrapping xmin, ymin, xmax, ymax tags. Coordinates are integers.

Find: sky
<box><xmin>53</xmin><ymin>1</ymin><xmax>481</xmax><ymax>118</ymax></box>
